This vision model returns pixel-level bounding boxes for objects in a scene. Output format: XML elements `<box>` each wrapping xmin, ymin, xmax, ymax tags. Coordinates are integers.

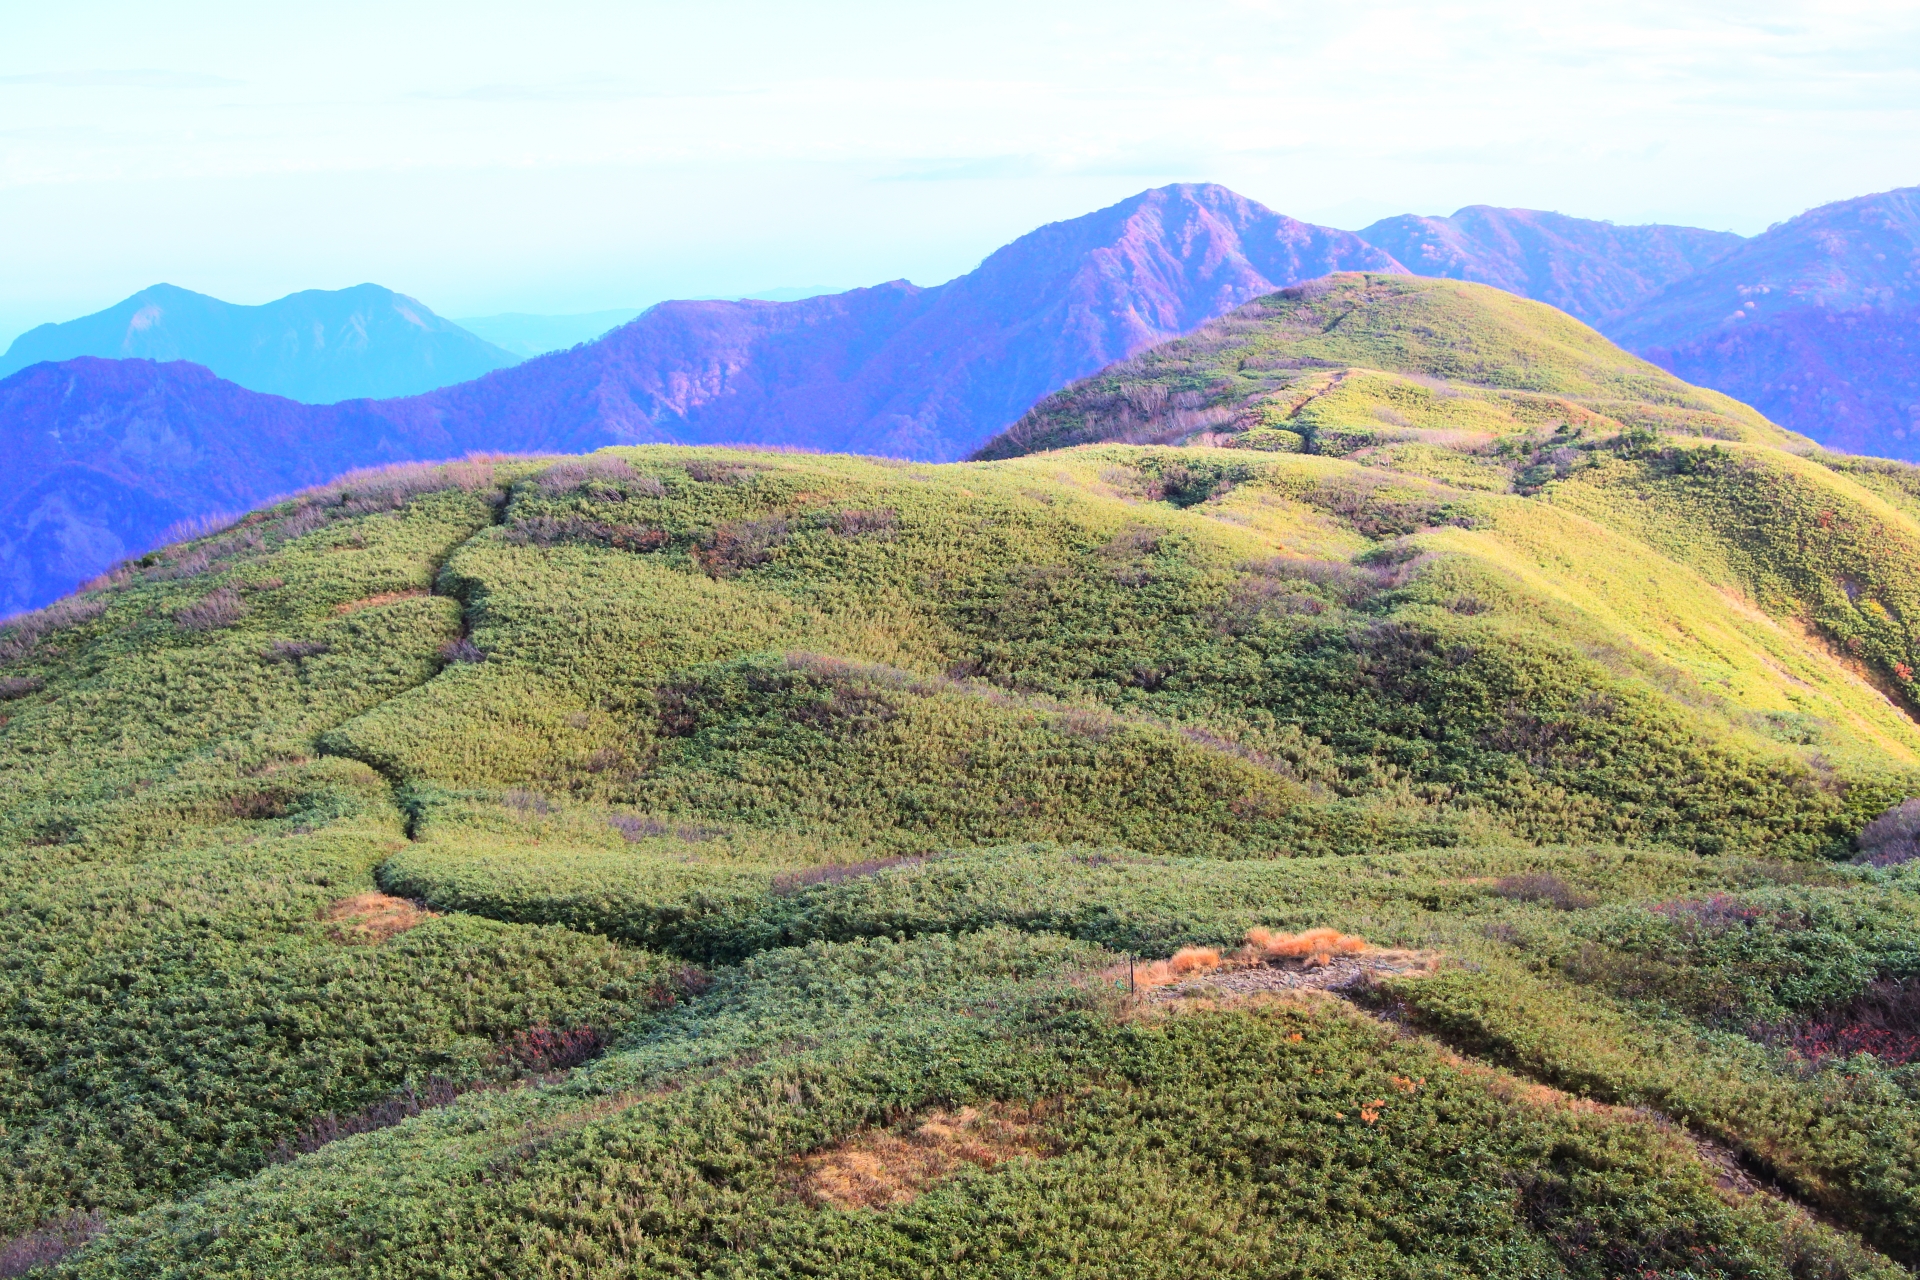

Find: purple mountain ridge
<box><xmin>384</xmin><ymin>184</ymin><xmax>1400</xmax><ymax>460</ymax></box>
<box><xmin>1357</xmin><ymin>206</ymin><xmax>1742</xmax><ymax>325</ymax></box>
<box><xmin>0</xmin><ymin>184</ymin><xmax>1400</xmax><ymax>614</ymax></box>
<box><xmin>1602</xmin><ymin>185</ymin><xmax>1920</xmax><ymax>461</ymax></box>
<box><xmin>1357</xmin><ymin>189</ymin><xmax>1920</xmax><ymax>462</ymax></box>
<box><xmin>0</xmin><ymin>359</ymin><xmax>463</xmax><ymax>614</ymax></box>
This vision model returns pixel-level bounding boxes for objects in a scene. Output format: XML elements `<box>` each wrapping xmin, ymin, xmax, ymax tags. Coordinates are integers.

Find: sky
<box><xmin>2</xmin><ymin>0</ymin><xmax>1918</xmax><ymax>344</ymax></box>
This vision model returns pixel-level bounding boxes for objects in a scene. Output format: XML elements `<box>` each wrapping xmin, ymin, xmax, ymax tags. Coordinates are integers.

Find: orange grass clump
<box><xmin>324</xmin><ymin>893</ymin><xmax>434</xmax><ymax>944</ymax></box>
<box><xmin>1169</xmin><ymin>946</ymin><xmax>1222</xmax><ymax>974</ymax></box>
<box><xmin>1244</xmin><ymin>927</ymin><xmax>1368</xmax><ymax>968</ymax></box>
<box><xmin>1127</xmin><ymin>946</ymin><xmax>1224</xmax><ymax>989</ymax></box>
<box><xmin>790</xmin><ymin>1103</ymin><xmax>1052</xmax><ymax>1209</ymax></box>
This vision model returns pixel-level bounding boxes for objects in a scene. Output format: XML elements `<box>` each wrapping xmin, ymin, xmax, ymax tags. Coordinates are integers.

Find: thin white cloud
<box><xmin>1</xmin><ymin>0</ymin><xmax>1918</xmax><ymax>320</ymax></box>
<box><xmin>0</xmin><ymin>69</ymin><xmax>241</xmax><ymax>89</ymax></box>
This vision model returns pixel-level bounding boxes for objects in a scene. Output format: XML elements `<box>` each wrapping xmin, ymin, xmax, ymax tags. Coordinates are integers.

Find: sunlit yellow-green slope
<box><xmin>4</xmin><ymin>273</ymin><xmax>1920</xmax><ymax>1277</ymax></box>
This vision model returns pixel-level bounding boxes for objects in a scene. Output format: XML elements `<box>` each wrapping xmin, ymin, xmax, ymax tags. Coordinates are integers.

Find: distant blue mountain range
<box><xmin>0</xmin><ymin>283</ymin><xmax>519</xmax><ymax>403</ymax></box>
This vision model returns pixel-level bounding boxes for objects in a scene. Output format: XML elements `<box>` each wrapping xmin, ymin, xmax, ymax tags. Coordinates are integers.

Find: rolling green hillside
<box><xmin>4</xmin><ymin>279</ymin><xmax>1920</xmax><ymax>1276</ymax></box>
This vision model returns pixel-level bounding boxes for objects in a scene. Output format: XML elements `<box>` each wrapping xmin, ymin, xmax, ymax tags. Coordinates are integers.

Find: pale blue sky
<box><xmin>2</xmin><ymin>0</ymin><xmax>1917</xmax><ymax>343</ymax></box>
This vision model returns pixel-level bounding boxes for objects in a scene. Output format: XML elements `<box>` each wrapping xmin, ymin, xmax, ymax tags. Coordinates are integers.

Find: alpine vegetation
<box><xmin>3</xmin><ymin>276</ymin><xmax>1919</xmax><ymax>1277</ymax></box>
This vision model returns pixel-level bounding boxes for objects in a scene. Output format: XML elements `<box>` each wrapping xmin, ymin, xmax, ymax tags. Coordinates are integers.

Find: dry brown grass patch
<box><xmin>332</xmin><ymin>588</ymin><xmax>428</xmax><ymax>615</ymax></box>
<box><xmin>1243</xmin><ymin>927</ymin><xmax>1369</xmax><ymax>966</ymax></box>
<box><xmin>789</xmin><ymin>1101</ymin><xmax>1055</xmax><ymax>1210</ymax></box>
<box><xmin>324</xmin><ymin>893</ymin><xmax>434</xmax><ymax>943</ymax></box>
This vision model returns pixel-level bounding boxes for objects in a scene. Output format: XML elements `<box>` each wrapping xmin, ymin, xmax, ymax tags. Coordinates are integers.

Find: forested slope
<box><xmin>3</xmin><ymin>279</ymin><xmax>1920</xmax><ymax>1275</ymax></box>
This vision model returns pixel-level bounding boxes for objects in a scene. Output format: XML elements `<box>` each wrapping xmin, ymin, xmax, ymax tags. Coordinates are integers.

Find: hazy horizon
<box><xmin>5</xmin><ymin>0</ymin><xmax>1917</xmax><ymax>344</ymax></box>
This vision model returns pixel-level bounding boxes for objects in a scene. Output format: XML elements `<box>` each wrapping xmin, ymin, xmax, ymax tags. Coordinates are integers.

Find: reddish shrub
<box><xmin>504</xmin><ymin>515</ymin><xmax>668</xmax><ymax>551</ymax></box>
<box><xmin>1766</xmin><ymin>979</ymin><xmax>1920</xmax><ymax>1065</ymax></box>
<box><xmin>608</xmin><ymin>815</ymin><xmax>721</xmax><ymax>843</ymax></box>
<box><xmin>1651</xmin><ymin>894</ymin><xmax>1768</xmax><ymax>931</ymax></box>
<box><xmin>697</xmin><ymin>517</ymin><xmax>789</xmax><ymax>576</ymax></box>
<box><xmin>671</xmin><ymin>964</ymin><xmax>715</xmax><ymax>997</ymax></box>
<box><xmin>227</xmin><ymin>789</ymin><xmax>294</xmax><ymax>820</ymax></box>
<box><xmin>1856</xmin><ymin>798</ymin><xmax>1920</xmax><ymax>867</ymax></box>
<box><xmin>684</xmin><ymin>459</ymin><xmax>757</xmax><ymax>485</ymax></box>
<box><xmin>438</xmin><ymin>637</ymin><xmax>487</xmax><ymax>664</ymax></box>
<box><xmin>493</xmin><ymin>1023</ymin><xmax>608</xmax><ymax>1073</ymax></box>
<box><xmin>831</xmin><ymin>508</ymin><xmax>898</xmax><ymax>538</ymax></box>
<box><xmin>0</xmin><ymin>1209</ymin><xmax>107</xmax><ymax>1277</ymax></box>
<box><xmin>655</xmin><ymin>681</ymin><xmax>702</xmax><ymax>736</ymax></box>
<box><xmin>504</xmin><ymin>788</ymin><xmax>553</xmax><ymax>814</ymax></box>
<box><xmin>771</xmin><ymin>856</ymin><xmax>926</xmax><ymax>896</ymax></box>
<box><xmin>0</xmin><ymin>596</ymin><xmax>106</xmax><ymax>662</ymax></box>
<box><xmin>536</xmin><ymin>456</ymin><xmax>665</xmax><ymax>499</ymax></box>
<box><xmin>0</xmin><ymin>676</ymin><xmax>43</xmax><ymax>700</ymax></box>
<box><xmin>268</xmin><ymin>1077</ymin><xmax>482</xmax><ymax>1163</ymax></box>
<box><xmin>263</xmin><ymin>639</ymin><xmax>330</xmax><ymax>662</ymax></box>
<box><xmin>174</xmin><ymin>587</ymin><xmax>246</xmax><ymax>632</ymax></box>
<box><xmin>786</xmin><ymin>683</ymin><xmax>898</xmax><ymax>734</ymax></box>
<box><xmin>1490</xmin><ymin>873</ymin><xmax>1600</xmax><ymax>911</ymax></box>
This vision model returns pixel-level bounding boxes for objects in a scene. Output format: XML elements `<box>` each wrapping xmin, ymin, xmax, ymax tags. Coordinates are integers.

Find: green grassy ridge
<box><xmin>378</xmin><ymin>814</ymin><xmax>1861</xmax><ymax>965</ymax></box>
<box><xmin>967</xmin><ymin>271</ymin><xmax>1920</xmax><ymax>769</ymax></box>
<box><xmin>976</xmin><ymin>274</ymin><xmax>1805</xmax><ymax>461</ymax></box>
<box><xmin>61</xmin><ymin>931</ymin><xmax>1898</xmax><ymax>1280</ymax></box>
<box><xmin>1824</xmin><ymin>453</ymin><xmax>1920</xmax><ymax>526</ymax></box>
<box><xmin>628</xmin><ymin>650</ymin><xmax>1491</xmax><ymax>858</ymax></box>
<box><xmin>313</xmin><ymin>448</ymin><xmax>1907</xmax><ymax>855</ymax></box>
<box><xmin>0</xmin><ymin>479</ymin><xmax>509</xmax><ymax>832</ymax></box>
<box><xmin>2</xmin><ymin>405</ymin><xmax>1918</xmax><ymax>1266</ymax></box>
<box><xmin>364</xmin><ymin>773</ymin><xmax>1920</xmax><ymax>1264</ymax></box>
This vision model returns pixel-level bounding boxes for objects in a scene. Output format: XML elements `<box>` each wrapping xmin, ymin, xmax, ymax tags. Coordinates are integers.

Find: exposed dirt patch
<box><xmin>332</xmin><ymin>588</ymin><xmax>428</xmax><ymax>615</ymax></box>
<box><xmin>1782</xmin><ymin>610</ymin><xmax>1920</xmax><ymax>725</ymax></box>
<box><xmin>324</xmin><ymin>892</ymin><xmax>435</xmax><ymax>943</ymax></box>
<box><xmin>788</xmin><ymin>1101</ymin><xmax>1054</xmax><ymax>1210</ymax></box>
